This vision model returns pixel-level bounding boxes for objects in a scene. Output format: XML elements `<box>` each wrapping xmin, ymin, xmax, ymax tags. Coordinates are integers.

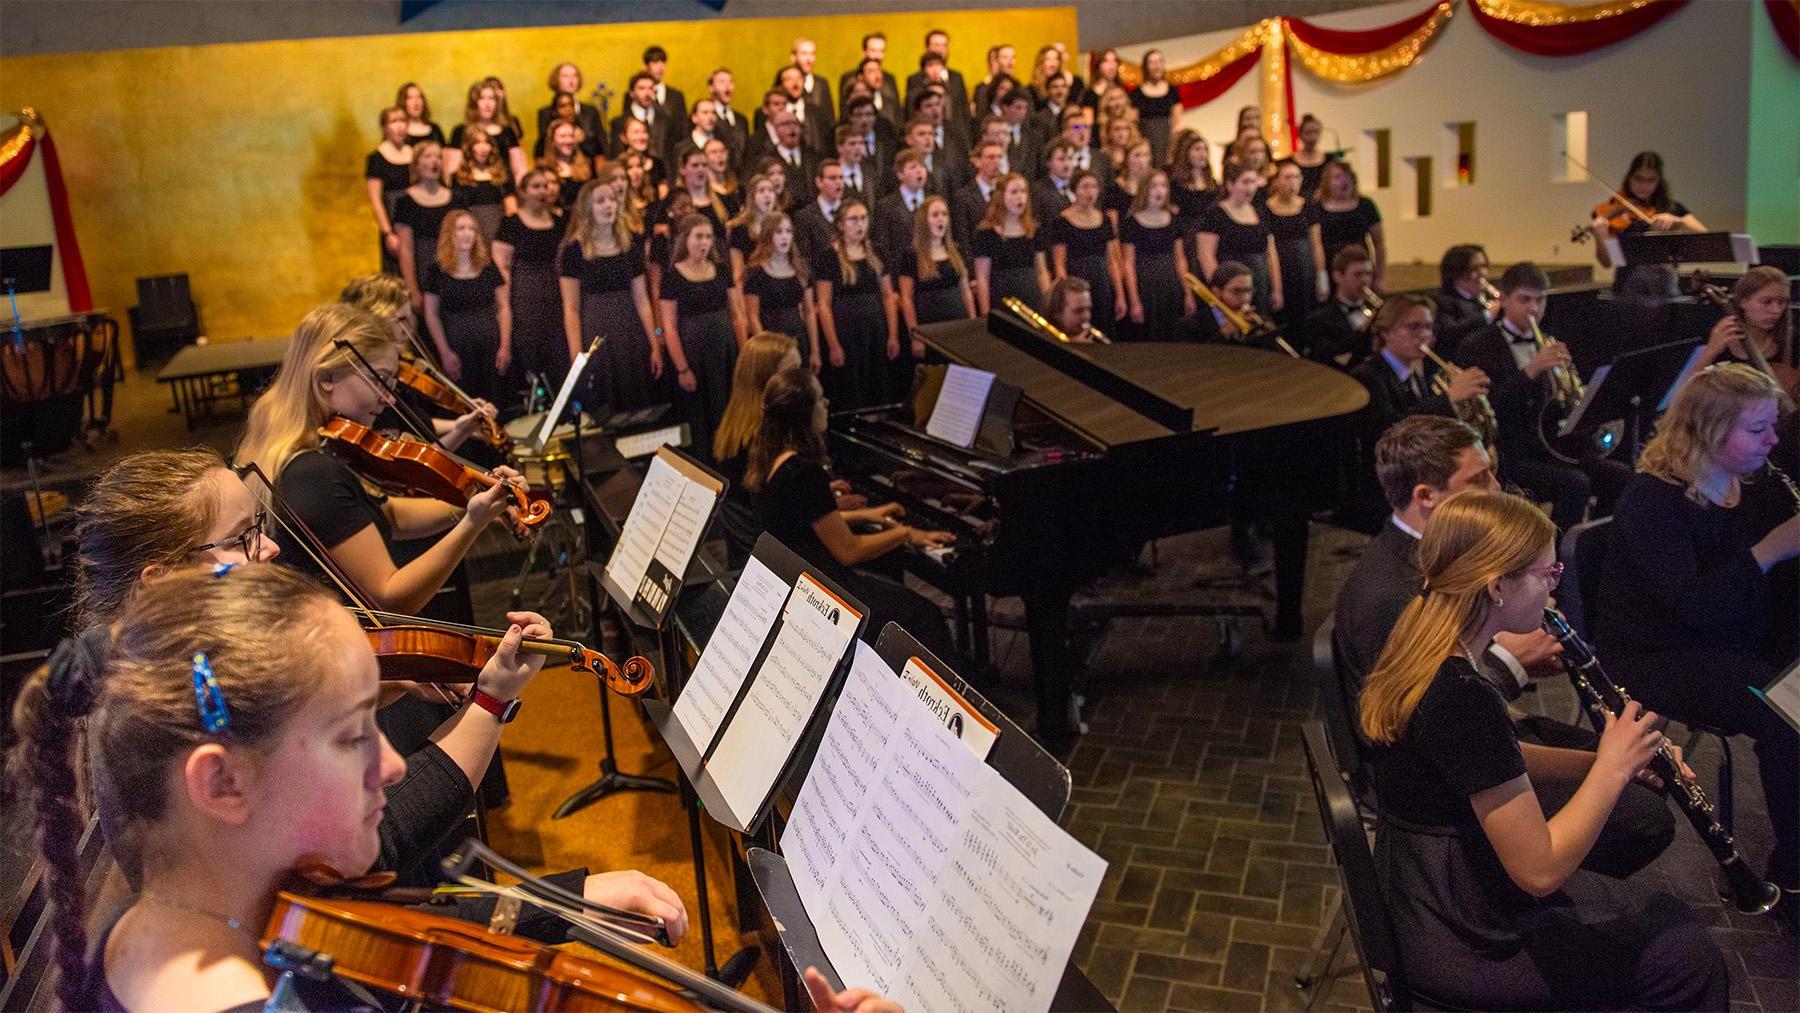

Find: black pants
<box><xmin>1614</xmin><ymin>646</ymin><xmax>1799</xmax><ymax>887</ymax></box>
<box><xmin>1503</xmin><ymin>454</ymin><xmax>1633</xmax><ymax>530</ymax></box>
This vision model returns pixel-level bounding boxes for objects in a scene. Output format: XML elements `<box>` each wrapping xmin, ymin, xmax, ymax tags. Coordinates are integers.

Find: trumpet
<box><xmin>1349</xmin><ymin>286</ymin><xmax>1383</xmax><ymax>333</ymax></box>
<box><xmin>1419</xmin><ymin>342</ymin><xmax>1499</xmax><ymax>447</ymax></box>
<box><xmin>1179</xmin><ymin>272</ymin><xmax>1300</xmax><ymax>359</ymax></box>
<box><xmin>1001</xmin><ymin>296</ymin><xmax>1110</xmax><ymax>344</ymax></box>
<box><xmin>1529</xmin><ymin>314</ymin><xmax>1584</xmax><ymax>405</ymax></box>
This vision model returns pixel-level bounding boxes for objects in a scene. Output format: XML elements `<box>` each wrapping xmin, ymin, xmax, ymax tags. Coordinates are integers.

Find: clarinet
<box><xmin>1542</xmin><ymin>608</ymin><xmax>1780</xmax><ymax>914</ymax></box>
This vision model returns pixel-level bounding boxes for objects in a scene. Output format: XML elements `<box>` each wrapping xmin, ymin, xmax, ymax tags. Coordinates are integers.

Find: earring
<box><xmin>1494</xmin><ymin>596</ymin><xmax>1505</xmax><ymax>607</ymax></box>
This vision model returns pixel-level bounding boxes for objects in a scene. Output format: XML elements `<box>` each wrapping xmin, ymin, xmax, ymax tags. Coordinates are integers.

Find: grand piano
<box><xmin>828</xmin><ymin>309</ymin><xmax>1368</xmax><ymax>751</ymax></box>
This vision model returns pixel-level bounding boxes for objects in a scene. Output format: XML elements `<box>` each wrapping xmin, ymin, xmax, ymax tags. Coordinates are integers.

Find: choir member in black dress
<box><xmin>704</xmin><ymin>137</ymin><xmax>740</xmax><ymax>216</ymax></box>
<box><xmin>813</xmin><ymin>198</ymin><xmax>898</xmax><ymax>409</ymax></box>
<box><xmin>396</xmin><ymin>82</ymin><xmax>446</xmax><ymax>148</ymax></box>
<box><xmin>1316</xmin><ymin>159</ymin><xmax>1385</xmax><ymax>288</ymax></box>
<box><xmin>645</xmin><ymin>190</ymin><xmax>694</xmax><ymax>309</ymax></box>
<box><xmin>1598</xmin><ymin>363</ymin><xmax>1799</xmax><ymax>898</ymax></box>
<box><xmin>1691</xmin><ymin>265</ymin><xmax>1796</xmax><ymax>385</ymax></box>
<box><xmin>536</xmin><ymin>62</ymin><xmax>604</xmax><ymax>158</ymax></box>
<box><xmin>1587</xmin><ymin>151</ymin><xmax>1707</xmax><ymax>292</ymax></box>
<box><xmin>727</xmin><ymin>173</ymin><xmax>780</xmax><ymax>285</ymax></box>
<box><xmin>391</xmin><ymin>140</ymin><xmax>456</xmax><ymax>316</ymax></box>
<box><xmin>1119</xmin><ymin>171</ymin><xmax>1192</xmax><ymax>341</ymax></box>
<box><xmin>972</xmin><ymin>172</ymin><xmax>1049</xmax><ymax>315</ymax></box>
<box><xmin>897</xmin><ymin>195</ymin><xmax>976</xmax><ymax>344</ymax></box>
<box><xmin>492</xmin><ymin>169</ymin><xmax>567</xmax><ymax>394</ymax></box>
<box><xmin>1197</xmin><ymin>160</ymin><xmax>1280</xmax><ymax>316</ymax></box>
<box><xmin>747</xmin><ymin>367</ymin><xmax>958</xmax><ymax>658</ymax></box>
<box><xmin>1264</xmin><ymin>160</ymin><xmax>1326</xmax><ymax>340</ymax></box>
<box><xmin>1099</xmin><ymin>113</ymin><xmax>1139</xmax><ymax>177</ymax></box>
<box><xmin>1433</xmin><ymin>243</ymin><xmax>1495</xmax><ymax>361</ymax></box>
<box><xmin>659</xmin><ymin>213</ymin><xmax>742</xmax><ymax>456</ymax></box>
<box><xmin>451</xmin><ymin>129</ymin><xmax>513</xmax><ymax>239</ymax></box>
<box><xmin>1103</xmin><ymin>137</ymin><xmax>1152</xmax><ymax>234</ymax></box>
<box><xmin>1167</xmin><ymin>129</ymin><xmax>1217</xmax><ymax>244</ymax></box>
<box><xmin>365</xmin><ymin>106</ymin><xmax>413</xmax><ymax>274</ymax></box>
<box><xmin>1303</xmin><ymin>244</ymin><xmax>1377</xmax><ymax>368</ymax></box>
<box><xmin>742</xmin><ymin>212</ymin><xmax>819</xmax><ymax>356</ymax></box>
<box><xmin>1282</xmin><ymin>114</ymin><xmax>1330</xmax><ymax>199</ymax></box>
<box><xmin>1232</xmin><ymin>134</ymin><xmax>1274</xmax><ymax>187</ymax></box>
<box><xmin>559</xmin><ymin>180</ymin><xmax>663</xmax><ymax>411</ymax></box>
<box><xmin>1359</xmin><ymin>489</ymin><xmax>1727</xmax><ymax>1011</ymax></box>
<box><xmin>531</xmin><ymin>93</ymin><xmax>594</xmax><ymax>161</ymax></box>
<box><xmin>1453</xmin><ymin>262</ymin><xmax>1630</xmax><ymax>530</ymax></box>
<box><xmin>617</xmin><ymin>117</ymin><xmax>670</xmax><ymax>197</ymax></box>
<box><xmin>1047</xmin><ymin>171</ymin><xmax>1125</xmax><ymax>328</ymax></box>
<box><xmin>1083</xmin><ymin>48</ymin><xmax>1124</xmax><ymax>111</ymax></box>
<box><xmin>540</xmin><ymin>119</ymin><xmax>593</xmax><ymax>213</ymax></box>
<box><xmin>1129</xmin><ymin>49</ymin><xmax>1182</xmax><ymax>166</ymax></box>
<box><xmin>447</xmin><ymin>80</ymin><xmax>526</xmax><ymax>181</ymax></box>
<box><xmin>422</xmin><ymin>210</ymin><xmax>509</xmax><ymax>408</ymax></box>
<box><xmin>622</xmin><ymin>146</ymin><xmax>666</xmax><ymax>218</ymax></box>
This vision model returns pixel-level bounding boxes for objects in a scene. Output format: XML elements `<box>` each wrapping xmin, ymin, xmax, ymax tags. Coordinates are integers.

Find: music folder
<box><xmin>0</xmin><ymin>246</ymin><xmax>53</xmax><ymax>293</ymax></box>
<box><xmin>643</xmin><ymin>534</ymin><xmax>867</xmax><ymax>833</ymax></box>
<box><xmin>598</xmin><ymin>445</ymin><xmax>727</xmax><ymax>630</ymax></box>
<box><xmin>1559</xmin><ymin>337</ymin><xmax>1701</xmax><ymax>433</ymax></box>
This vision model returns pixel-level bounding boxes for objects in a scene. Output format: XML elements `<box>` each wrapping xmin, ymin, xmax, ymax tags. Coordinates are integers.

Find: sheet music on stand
<box><xmin>600</xmin><ymin>445</ymin><xmax>726</xmax><ymax>627</ymax></box>
<box><xmin>778</xmin><ymin>642</ymin><xmax>1106</xmax><ymax>1012</ymax></box>
<box><xmin>645</xmin><ymin>534</ymin><xmax>868</xmax><ymax>832</ymax></box>
<box><xmin>926</xmin><ymin>364</ymin><xmax>997</xmax><ymax>448</ymax></box>
<box><xmin>1752</xmin><ymin>660</ymin><xmax>1800</xmax><ymax>735</ymax></box>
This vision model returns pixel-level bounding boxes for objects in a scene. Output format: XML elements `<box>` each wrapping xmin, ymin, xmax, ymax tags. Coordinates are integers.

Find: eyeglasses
<box><xmin>194</xmin><ymin>507</ymin><xmax>267</xmax><ymax>558</ymax></box>
<box><xmin>1525</xmin><ymin>561</ymin><xmax>1564</xmax><ymax>583</ymax></box>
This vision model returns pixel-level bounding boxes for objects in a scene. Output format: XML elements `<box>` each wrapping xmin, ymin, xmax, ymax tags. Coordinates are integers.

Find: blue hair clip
<box><xmin>191</xmin><ymin>652</ymin><xmax>231</xmax><ymax>735</ymax></box>
<box><xmin>210</xmin><ymin>562</ymin><xmax>239</xmax><ymax>578</ymax></box>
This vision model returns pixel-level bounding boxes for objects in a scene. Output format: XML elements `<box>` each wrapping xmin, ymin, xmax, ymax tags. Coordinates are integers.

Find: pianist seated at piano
<box><xmin>1303</xmin><ymin>245</ymin><xmax>1377</xmax><ymax>369</ymax></box>
<box><xmin>747</xmin><ymin>367</ymin><xmax>959</xmax><ymax>657</ymax></box>
<box><xmin>1047</xmin><ymin>277</ymin><xmax>1101</xmax><ymax>343</ymax></box>
<box><xmin>1187</xmin><ymin>261</ymin><xmax>1282</xmax><ymax>352</ymax></box>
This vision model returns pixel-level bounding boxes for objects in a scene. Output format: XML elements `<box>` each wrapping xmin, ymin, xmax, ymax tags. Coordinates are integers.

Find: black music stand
<box><xmin>1561</xmin><ymin>337</ymin><xmax>1702</xmax><ymax>456</ymax></box>
<box><xmin>746</xmin><ymin>622</ymin><xmax>1112</xmax><ymax>1012</ymax></box>
<box><xmin>1</xmin><ymin>246</ymin><xmax>52</xmax><ymax>347</ymax></box>
<box><xmin>1616</xmin><ymin>231</ymin><xmax>1756</xmax><ymax>272</ymax></box>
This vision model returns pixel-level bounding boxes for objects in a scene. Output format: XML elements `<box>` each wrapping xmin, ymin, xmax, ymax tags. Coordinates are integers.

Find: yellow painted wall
<box><xmin>0</xmin><ymin>7</ymin><xmax>1076</xmax><ymax>360</ymax></box>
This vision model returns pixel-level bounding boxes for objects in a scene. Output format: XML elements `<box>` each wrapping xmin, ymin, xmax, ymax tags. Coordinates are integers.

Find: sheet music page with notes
<box><xmin>653</xmin><ymin>477</ymin><xmax>715</xmax><ymax>577</ymax></box>
<box><xmin>603</xmin><ymin>453</ymin><xmax>685</xmax><ymax>599</ymax></box>
<box><xmin>671</xmin><ymin>556</ymin><xmax>785</xmax><ymax>749</ymax></box>
<box><xmin>705</xmin><ymin>573</ymin><xmax>861</xmax><ymax>827</ymax></box>
<box><xmin>782</xmin><ymin>648</ymin><xmax>1106</xmax><ymax>1012</ymax></box>
<box><xmin>925</xmin><ymin>364</ymin><xmax>996</xmax><ymax>448</ymax></box>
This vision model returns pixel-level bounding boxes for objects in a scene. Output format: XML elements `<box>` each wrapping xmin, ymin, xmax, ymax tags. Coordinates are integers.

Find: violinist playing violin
<box><xmin>1585</xmin><ymin>151</ymin><xmax>1706</xmax><ymax>292</ymax></box>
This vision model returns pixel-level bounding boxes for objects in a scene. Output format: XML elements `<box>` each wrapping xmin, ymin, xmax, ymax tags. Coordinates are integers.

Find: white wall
<box><xmin>1140</xmin><ymin>0</ymin><xmax>1788</xmax><ymax>274</ymax></box>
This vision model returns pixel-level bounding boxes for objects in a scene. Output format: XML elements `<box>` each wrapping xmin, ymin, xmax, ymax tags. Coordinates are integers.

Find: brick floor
<box><xmin>959</xmin><ymin>523</ymin><xmax>1796</xmax><ymax>1013</ymax></box>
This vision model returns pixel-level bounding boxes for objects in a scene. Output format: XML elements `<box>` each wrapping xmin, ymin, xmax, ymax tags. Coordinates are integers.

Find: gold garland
<box><xmin>1469</xmin><ymin>0</ymin><xmax>1666</xmax><ymax>25</ymax></box>
<box><xmin>0</xmin><ymin>108</ymin><xmax>44</xmax><ymax>172</ymax></box>
<box><xmin>1118</xmin><ymin>20</ymin><xmax>1271</xmax><ymax>88</ymax></box>
<box><xmin>1286</xmin><ymin>2</ymin><xmax>1457</xmax><ymax>83</ymax></box>
<box><xmin>1262</xmin><ymin>18</ymin><xmax>1291</xmax><ymax>158</ymax></box>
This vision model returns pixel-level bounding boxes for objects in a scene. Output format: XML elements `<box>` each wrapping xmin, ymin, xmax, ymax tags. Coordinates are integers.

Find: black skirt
<box><xmin>1133</xmin><ymin>251</ymin><xmax>1186</xmax><ymax>342</ymax></box>
<box><xmin>763</xmin><ymin>303</ymin><xmax>809</xmax><ymax>345</ymax></box>
<box><xmin>825</xmin><ymin>290</ymin><xmax>889</xmax><ymax>410</ymax></box>
<box><xmin>580</xmin><ymin>289</ymin><xmax>660</xmax><ymax>410</ymax></box>
<box><xmin>509</xmin><ymin>259</ymin><xmax>566</xmax><ymax>395</ymax></box>
<box><xmin>672</xmin><ymin>307</ymin><xmax>737</xmax><ymax>460</ymax></box>
<box><xmin>1066</xmin><ymin>252</ymin><xmax>1116</xmax><ymax>329</ymax></box>
<box><xmin>1274</xmin><ymin>234</ymin><xmax>1315</xmax><ymax>340</ymax></box>
<box><xmin>439</xmin><ymin>305</ymin><xmax>503</xmax><ymax>407</ymax></box>
<box><xmin>914</xmin><ymin>282</ymin><xmax>968</xmax><ymax>325</ymax></box>
<box><xmin>988</xmin><ymin>265</ymin><xmax>1042</xmax><ymax>314</ymax></box>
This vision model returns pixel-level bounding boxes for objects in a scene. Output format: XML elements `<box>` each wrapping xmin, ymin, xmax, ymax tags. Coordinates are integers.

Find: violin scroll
<box><xmin>570</xmin><ymin>647</ymin><xmax>656</xmax><ymax>697</ymax></box>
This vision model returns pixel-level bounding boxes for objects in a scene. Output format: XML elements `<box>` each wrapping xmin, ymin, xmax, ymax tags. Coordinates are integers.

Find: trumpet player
<box><xmin>1046</xmin><ymin>276</ymin><xmax>1102</xmax><ymax>344</ymax></box>
<box><xmin>1186</xmin><ymin>261</ymin><xmax>1284</xmax><ymax>352</ymax></box>
<box><xmin>1302</xmin><ymin>245</ymin><xmax>1377</xmax><ymax>369</ymax></box>
<box><xmin>1454</xmin><ymin>262</ymin><xmax>1631</xmax><ymax>529</ymax></box>
<box><xmin>1432</xmin><ymin>243</ymin><xmax>1497</xmax><ymax>361</ymax></box>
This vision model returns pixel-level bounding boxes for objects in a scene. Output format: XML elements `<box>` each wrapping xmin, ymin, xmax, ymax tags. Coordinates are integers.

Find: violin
<box><xmin>262</xmin><ymin>891</ymin><xmax>700</xmax><ymax>1013</ymax></box>
<box><xmin>319</xmin><ymin>416</ymin><xmax>551</xmax><ymax>541</ymax></box>
<box><xmin>360</xmin><ymin>610</ymin><xmax>653</xmax><ymax>696</ymax></box>
<box><xmin>395</xmin><ymin>358</ymin><xmax>510</xmax><ymax>451</ymax></box>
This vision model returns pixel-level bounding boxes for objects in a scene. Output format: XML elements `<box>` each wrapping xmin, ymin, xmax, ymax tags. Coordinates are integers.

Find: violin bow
<box><xmin>332</xmin><ymin>338</ymin><xmax>449</xmax><ymax>450</ymax></box>
<box><xmin>394</xmin><ymin>316</ymin><xmax>496</xmax><ymax>431</ymax></box>
<box><xmin>1559</xmin><ymin>150</ymin><xmax>1656</xmax><ymax>228</ymax></box>
<box><xmin>240</xmin><ymin>462</ymin><xmax>390</xmax><ymax>628</ymax></box>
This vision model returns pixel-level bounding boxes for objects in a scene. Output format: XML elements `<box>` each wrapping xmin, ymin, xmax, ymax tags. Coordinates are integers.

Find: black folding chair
<box><xmin>129</xmin><ymin>273</ymin><xmax>201</xmax><ymax>368</ymax></box>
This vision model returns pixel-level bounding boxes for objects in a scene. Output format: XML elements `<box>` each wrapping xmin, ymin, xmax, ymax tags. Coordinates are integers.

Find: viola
<box><xmin>262</xmin><ymin>891</ymin><xmax>700</xmax><ymax>1013</ymax></box>
<box><xmin>1688</xmin><ymin>271</ymin><xmax>1800</xmax><ymax>398</ymax></box>
<box><xmin>395</xmin><ymin>358</ymin><xmax>510</xmax><ymax>451</ymax></box>
<box><xmin>319</xmin><ymin>416</ymin><xmax>551</xmax><ymax>541</ymax></box>
<box><xmin>360</xmin><ymin>610</ymin><xmax>653</xmax><ymax>697</ymax></box>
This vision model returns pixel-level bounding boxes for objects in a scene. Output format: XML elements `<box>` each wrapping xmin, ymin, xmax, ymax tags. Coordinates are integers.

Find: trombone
<box><xmin>1002</xmin><ymin>296</ymin><xmax>1110</xmax><ymax>344</ymax></box>
<box><xmin>1480</xmin><ymin>278</ymin><xmax>1502</xmax><ymax>317</ymax></box>
<box><xmin>1349</xmin><ymin>286</ymin><xmax>1383</xmax><ymax>333</ymax></box>
<box><xmin>1418</xmin><ymin>342</ymin><xmax>1499</xmax><ymax>447</ymax></box>
<box><xmin>1179</xmin><ymin>272</ymin><xmax>1300</xmax><ymax>359</ymax></box>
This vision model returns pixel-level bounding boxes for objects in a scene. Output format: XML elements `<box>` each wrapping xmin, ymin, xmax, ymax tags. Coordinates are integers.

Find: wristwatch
<box><xmin>468</xmin><ymin>687</ymin><xmax>521</xmax><ymax>723</ymax></box>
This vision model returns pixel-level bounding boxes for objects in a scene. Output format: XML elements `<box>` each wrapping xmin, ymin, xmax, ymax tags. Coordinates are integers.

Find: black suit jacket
<box><xmin>872</xmin><ymin>191</ymin><xmax>919</xmax><ymax>268</ymax></box>
<box><xmin>1433</xmin><ymin>288</ymin><xmax>1490</xmax><ymax>362</ymax></box>
<box><xmin>752</xmin><ymin>104</ymin><xmax>832</xmax><ymax>158</ymax></box>
<box><xmin>839</xmin><ymin>159</ymin><xmax>884</xmax><ymax>207</ymax></box>
<box><xmin>654</xmin><ymin>84</ymin><xmax>688</xmax><ymax>145</ymax></box>
<box><xmin>800</xmin><ymin>72</ymin><xmax>834</xmax><ymax>123</ymax></box>
<box><xmin>791</xmin><ymin>201</ymin><xmax>836</xmax><ymax>266</ymax></box>
<box><xmin>1305</xmin><ymin>301</ymin><xmax>1373</xmax><ymax>369</ymax></box>
<box><xmin>1031</xmin><ymin>178</ymin><xmax>1074</xmax><ymax>231</ymax></box>
<box><xmin>951</xmin><ymin>178</ymin><xmax>997</xmax><ymax>255</ymax></box>
<box><xmin>1349</xmin><ymin>352</ymin><xmax>1457</xmax><ymax>444</ymax></box>
<box><xmin>840</xmin><ymin>69</ymin><xmax>903</xmax><ymax>128</ymax></box>
<box><xmin>906</xmin><ymin>69</ymin><xmax>970</xmax><ymax>123</ymax></box>
<box><xmin>1454</xmin><ymin>322</ymin><xmax>1548</xmax><ymax>462</ymax></box>
<box><xmin>1003</xmin><ymin>122</ymin><xmax>1045</xmax><ymax>181</ymax></box>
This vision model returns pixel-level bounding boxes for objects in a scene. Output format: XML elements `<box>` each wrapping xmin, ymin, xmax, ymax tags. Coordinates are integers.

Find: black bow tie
<box><xmin>1506</xmin><ymin>328</ymin><xmax>1535</xmax><ymax>344</ymax></box>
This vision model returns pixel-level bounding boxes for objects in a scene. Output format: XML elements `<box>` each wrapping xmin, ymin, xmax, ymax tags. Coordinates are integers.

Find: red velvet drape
<box><xmin>1467</xmin><ymin>0</ymin><xmax>1688</xmax><ymax>57</ymax></box>
<box><xmin>40</xmin><ymin>130</ymin><xmax>93</xmax><ymax>311</ymax></box>
<box><xmin>1769</xmin><ymin>0</ymin><xmax>1800</xmax><ymax>60</ymax></box>
<box><xmin>1286</xmin><ymin>1</ymin><xmax>1448</xmax><ymax>52</ymax></box>
<box><xmin>1175</xmin><ymin>46</ymin><xmax>1262</xmax><ymax>108</ymax></box>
